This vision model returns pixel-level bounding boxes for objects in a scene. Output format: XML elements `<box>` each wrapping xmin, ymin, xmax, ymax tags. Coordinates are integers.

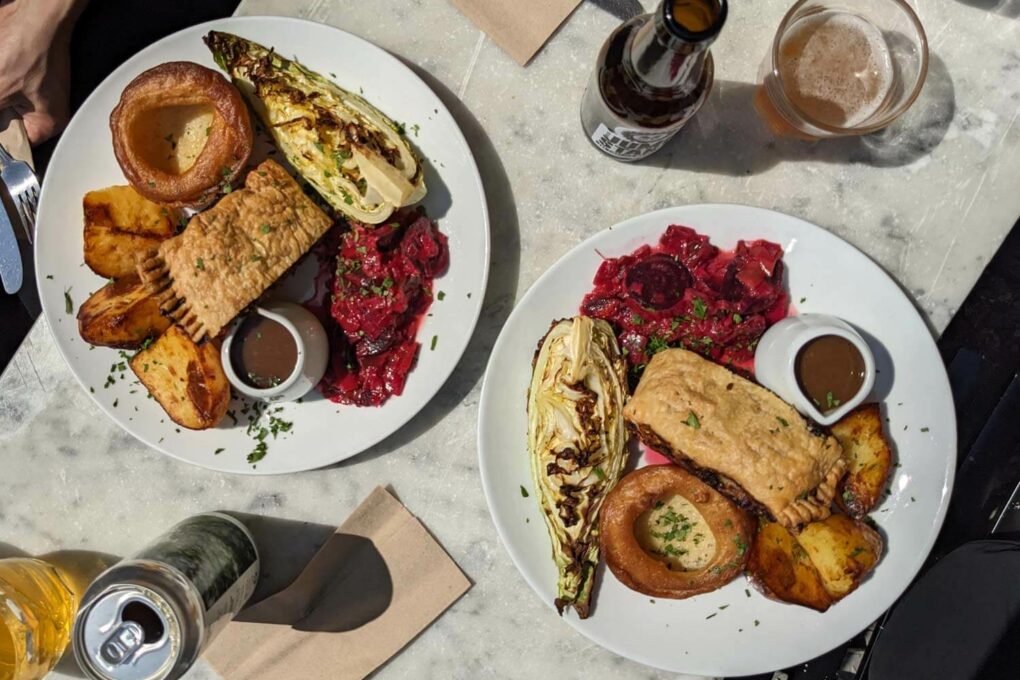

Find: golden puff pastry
<box><xmin>138</xmin><ymin>160</ymin><xmax>332</xmax><ymax>342</ymax></box>
<box><xmin>624</xmin><ymin>348</ymin><xmax>846</xmax><ymax>529</ymax></box>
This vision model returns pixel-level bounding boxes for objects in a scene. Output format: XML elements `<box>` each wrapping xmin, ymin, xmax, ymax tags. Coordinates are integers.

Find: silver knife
<box><xmin>0</xmin><ymin>195</ymin><xmax>22</xmax><ymax>294</ymax></box>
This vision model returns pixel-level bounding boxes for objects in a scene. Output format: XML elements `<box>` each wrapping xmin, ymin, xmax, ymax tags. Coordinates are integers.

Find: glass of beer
<box><xmin>0</xmin><ymin>558</ymin><xmax>79</xmax><ymax>680</ymax></box>
<box><xmin>755</xmin><ymin>0</ymin><xmax>928</xmax><ymax>139</ymax></box>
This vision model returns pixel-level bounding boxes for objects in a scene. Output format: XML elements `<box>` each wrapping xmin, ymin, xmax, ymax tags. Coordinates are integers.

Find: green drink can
<box><xmin>72</xmin><ymin>512</ymin><xmax>260</xmax><ymax>680</ymax></box>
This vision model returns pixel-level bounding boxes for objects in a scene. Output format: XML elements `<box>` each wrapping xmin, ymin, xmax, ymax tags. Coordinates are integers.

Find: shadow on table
<box><xmin>588</xmin><ymin>0</ymin><xmax>644</xmax><ymax>21</ymax></box>
<box><xmin>955</xmin><ymin>0</ymin><xmax>1020</xmax><ymax>18</ymax></box>
<box><xmin>640</xmin><ymin>51</ymin><xmax>955</xmax><ymax>176</ymax></box>
<box><xmin>229</xmin><ymin>513</ymin><xmax>392</xmax><ymax>633</ymax></box>
<box><xmin>326</xmin><ymin>63</ymin><xmax>522</xmax><ymax>469</ymax></box>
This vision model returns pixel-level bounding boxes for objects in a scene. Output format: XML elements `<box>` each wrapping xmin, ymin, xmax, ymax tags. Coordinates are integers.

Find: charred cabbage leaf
<box><xmin>527</xmin><ymin>316</ymin><xmax>629</xmax><ymax>618</ymax></box>
<box><xmin>204</xmin><ymin>31</ymin><xmax>426</xmax><ymax>224</ymax></box>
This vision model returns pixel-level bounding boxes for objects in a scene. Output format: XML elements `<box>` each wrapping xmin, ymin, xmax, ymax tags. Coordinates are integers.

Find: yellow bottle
<box><xmin>0</xmin><ymin>558</ymin><xmax>78</xmax><ymax>680</ymax></box>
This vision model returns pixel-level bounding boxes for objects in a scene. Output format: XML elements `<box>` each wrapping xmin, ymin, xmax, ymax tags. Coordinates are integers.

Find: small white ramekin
<box><xmin>221</xmin><ymin>302</ymin><xmax>329</xmax><ymax>403</ymax></box>
<box><xmin>754</xmin><ymin>313</ymin><xmax>876</xmax><ymax>426</ymax></box>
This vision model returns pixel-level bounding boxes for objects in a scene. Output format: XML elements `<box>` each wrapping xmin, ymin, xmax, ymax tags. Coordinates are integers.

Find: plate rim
<box><xmin>477</xmin><ymin>203</ymin><xmax>956</xmax><ymax>674</ymax></box>
<box><xmin>35</xmin><ymin>14</ymin><xmax>491</xmax><ymax>475</ymax></box>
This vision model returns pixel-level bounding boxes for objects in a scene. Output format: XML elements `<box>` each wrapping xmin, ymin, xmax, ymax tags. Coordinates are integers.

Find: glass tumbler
<box><xmin>754</xmin><ymin>0</ymin><xmax>928</xmax><ymax>139</ymax></box>
<box><xmin>0</xmin><ymin>558</ymin><xmax>79</xmax><ymax>680</ymax></box>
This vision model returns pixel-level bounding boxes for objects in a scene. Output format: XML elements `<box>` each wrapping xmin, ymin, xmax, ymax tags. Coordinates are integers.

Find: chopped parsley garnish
<box><xmin>195</xmin><ymin>257</ymin><xmax>205</xmax><ymax>271</ymax></box>
<box><xmin>732</xmin><ymin>313</ymin><xmax>743</xmax><ymax>323</ymax></box>
<box><xmin>214</xmin><ymin>447</ymin><xmax>225</xmax><ymax>455</ymax></box>
<box><xmin>437</xmin><ymin>290</ymin><xmax>445</xmax><ymax>301</ymax></box>
<box><xmin>630</xmin><ymin>313</ymin><xmax>644</xmax><ymax>325</ymax></box>
<box><xmin>647</xmin><ymin>336</ymin><xmax>670</xmax><ymax>355</ymax></box>
<box><xmin>247</xmin><ymin>441</ymin><xmax>268</xmax><ymax>464</ymax></box>
<box><xmin>430</xmin><ymin>335</ymin><xmax>438</xmax><ymax>351</ymax></box>
<box><xmin>776</xmin><ymin>416</ymin><xmax>789</xmax><ymax>427</ymax></box>
<box><xmin>520</xmin><ymin>485</ymin><xmax>529</xmax><ymax>498</ymax></box>
<box><xmin>685</xmin><ymin>411</ymin><xmax>700</xmax><ymax>429</ymax></box>
<box><xmin>920</xmin><ymin>427</ymin><xmax>930</xmax><ymax>432</ymax></box>
<box><xmin>692</xmin><ymin>298</ymin><xmax>708</xmax><ymax>319</ymax></box>
<box><xmin>593</xmin><ymin>466</ymin><xmax>607</xmax><ymax>481</ymax></box>
<box><xmin>825</xmin><ymin>391</ymin><xmax>840</xmax><ymax>408</ymax></box>
<box><xmin>64</xmin><ymin>287</ymin><xmax>73</xmax><ymax>314</ymax></box>
<box><xmin>705</xmin><ymin>613</ymin><xmax>717</xmax><ymax>620</ymax></box>
<box><xmin>260</xmin><ymin>223</ymin><xmax>272</xmax><ymax>234</ymax></box>
<box><xmin>733</xmin><ymin>534</ymin><xmax>747</xmax><ymax>556</ymax></box>
<box><xmin>800</xmin><ymin>297</ymin><xmax>807</xmax><ymax>304</ymax></box>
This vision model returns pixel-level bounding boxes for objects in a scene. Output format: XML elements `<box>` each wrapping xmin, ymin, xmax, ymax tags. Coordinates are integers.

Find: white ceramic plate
<box><xmin>35</xmin><ymin>17</ymin><xmax>489</xmax><ymax>474</ymax></box>
<box><xmin>478</xmin><ymin>205</ymin><xmax>955</xmax><ymax>676</ymax></box>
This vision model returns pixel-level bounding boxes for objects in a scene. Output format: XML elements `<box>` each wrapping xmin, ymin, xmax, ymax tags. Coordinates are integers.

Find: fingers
<box><xmin>12</xmin><ymin>65</ymin><xmax>71</xmax><ymax>145</ymax></box>
<box><xmin>21</xmin><ymin>110</ymin><xmax>65</xmax><ymax>145</ymax></box>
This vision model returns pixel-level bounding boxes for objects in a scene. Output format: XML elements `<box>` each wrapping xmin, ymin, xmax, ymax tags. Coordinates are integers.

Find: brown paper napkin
<box><xmin>449</xmin><ymin>0</ymin><xmax>582</xmax><ymax>65</ymax></box>
<box><xmin>205</xmin><ymin>487</ymin><xmax>470</xmax><ymax>680</ymax></box>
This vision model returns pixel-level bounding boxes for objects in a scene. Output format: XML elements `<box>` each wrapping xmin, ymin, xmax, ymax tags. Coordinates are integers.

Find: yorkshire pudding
<box><xmin>110</xmin><ymin>61</ymin><xmax>252</xmax><ymax>209</ymax></box>
<box><xmin>600</xmin><ymin>465</ymin><xmax>755</xmax><ymax>599</ymax></box>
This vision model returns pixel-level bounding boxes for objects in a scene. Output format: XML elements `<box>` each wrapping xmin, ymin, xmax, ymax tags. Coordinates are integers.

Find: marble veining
<box><xmin>2</xmin><ymin>1</ymin><xmax>1019</xmax><ymax>679</ymax></box>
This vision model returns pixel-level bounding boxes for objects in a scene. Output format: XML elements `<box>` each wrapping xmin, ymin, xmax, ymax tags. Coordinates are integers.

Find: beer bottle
<box><xmin>580</xmin><ymin>0</ymin><xmax>728</xmax><ymax>161</ymax></box>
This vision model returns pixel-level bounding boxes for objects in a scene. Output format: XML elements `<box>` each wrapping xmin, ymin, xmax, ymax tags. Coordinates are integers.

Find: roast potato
<box><xmin>832</xmin><ymin>403</ymin><xmax>893</xmax><ymax>518</ymax></box>
<box><xmin>797</xmin><ymin>514</ymin><xmax>883</xmax><ymax>599</ymax></box>
<box><xmin>83</xmin><ymin>185</ymin><xmax>176</xmax><ymax>278</ymax></box>
<box><xmin>77</xmin><ymin>277</ymin><xmax>171</xmax><ymax>349</ymax></box>
<box><xmin>746</xmin><ymin>519</ymin><xmax>833</xmax><ymax>612</ymax></box>
<box><xmin>129</xmin><ymin>325</ymin><xmax>229</xmax><ymax>430</ymax></box>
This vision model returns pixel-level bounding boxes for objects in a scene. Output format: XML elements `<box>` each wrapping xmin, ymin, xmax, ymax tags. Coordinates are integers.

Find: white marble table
<box><xmin>3</xmin><ymin>1</ymin><xmax>1019</xmax><ymax>678</ymax></box>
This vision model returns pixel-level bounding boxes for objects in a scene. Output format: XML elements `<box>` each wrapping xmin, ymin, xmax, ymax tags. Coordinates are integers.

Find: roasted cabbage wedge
<box><xmin>77</xmin><ymin>276</ymin><xmax>171</xmax><ymax>349</ymax></box>
<box><xmin>527</xmin><ymin>316</ymin><xmax>629</xmax><ymax>618</ymax></box>
<box><xmin>83</xmin><ymin>185</ymin><xmax>177</xmax><ymax>278</ymax></box>
<box><xmin>832</xmin><ymin>403</ymin><xmax>894</xmax><ymax>518</ymax></box>
<box><xmin>130</xmin><ymin>325</ymin><xmax>230</xmax><ymax>430</ymax></box>
<box><xmin>747</xmin><ymin>514</ymin><xmax>883</xmax><ymax>611</ymax></box>
<box><xmin>205</xmin><ymin>31</ymin><xmax>426</xmax><ymax>224</ymax></box>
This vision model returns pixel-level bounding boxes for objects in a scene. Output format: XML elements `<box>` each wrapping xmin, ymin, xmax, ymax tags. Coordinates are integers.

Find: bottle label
<box><xmin>589</xmin><ymin>123</ymin><xmax>678</xmax><ymax>161</ymax></box>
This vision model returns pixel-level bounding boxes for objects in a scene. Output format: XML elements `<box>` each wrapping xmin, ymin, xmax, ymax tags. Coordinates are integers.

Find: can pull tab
<box><xmin>100</xmin><ymin>621</ymin><xmax>145</xmax><ymax>665</ymax></box>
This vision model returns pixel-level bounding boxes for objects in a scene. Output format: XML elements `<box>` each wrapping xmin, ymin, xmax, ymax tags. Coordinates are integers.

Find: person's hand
<box><xmin>0</xmin><ymin>0</ymin><xmax>83</xmax><ymax>145</ymax></box>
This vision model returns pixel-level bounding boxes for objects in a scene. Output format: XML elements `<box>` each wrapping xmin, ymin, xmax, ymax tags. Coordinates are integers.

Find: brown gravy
<box><xmin>230</xmin><ymin>314</ymin><xmax>298</xmax><ymax>389</ymax></box>
<box><xmin>795</xmin><ymin>334</ymin><xmax>865</xmax><ymax>413</ymax></box>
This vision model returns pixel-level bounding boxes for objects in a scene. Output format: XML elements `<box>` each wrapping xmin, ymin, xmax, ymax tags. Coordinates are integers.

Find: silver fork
<box><xmin>0</xmin><ymin>142</ymin><xmax>40</xmax><ymax>244</ymax></box>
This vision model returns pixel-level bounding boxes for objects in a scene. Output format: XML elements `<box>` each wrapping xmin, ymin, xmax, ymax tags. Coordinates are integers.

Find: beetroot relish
<box><xmin>580</xmin><ymin>225</ymin><xmax>787</xmax><ymax>376</ymax></box>
<box><xmin>319</xmin><ymin>209</ymin><xmax>449</xmax><ymax>406</ymax></box>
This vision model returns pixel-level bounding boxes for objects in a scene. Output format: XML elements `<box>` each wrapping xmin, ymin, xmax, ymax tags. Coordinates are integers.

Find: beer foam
<box><xmin>778</xmin><ymin>10</ymin><xmax>894</xmax><ymax>128</ymax></box>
